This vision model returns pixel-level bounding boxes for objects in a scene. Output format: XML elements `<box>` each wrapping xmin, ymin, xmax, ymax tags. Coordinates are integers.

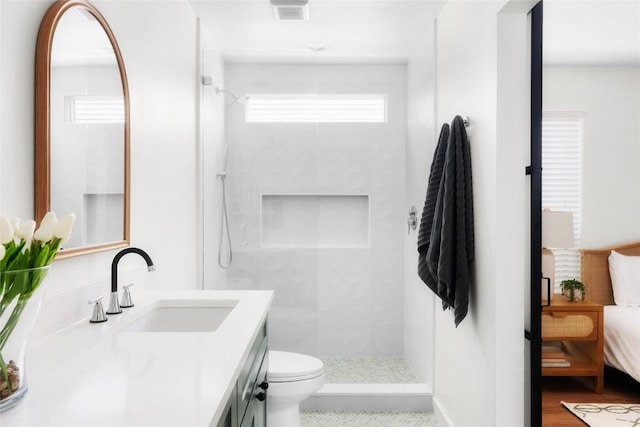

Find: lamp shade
<box><xmin>542</xmin><ymin>210</ymin><xmax>575</xmax><ymax>249</ymax></box>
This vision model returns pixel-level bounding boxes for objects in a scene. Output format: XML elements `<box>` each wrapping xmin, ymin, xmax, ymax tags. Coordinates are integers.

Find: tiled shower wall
<box><xmin>223</xmin><ymin>64</ymin><xmax>407</xmax><ymax>358</ymax></box>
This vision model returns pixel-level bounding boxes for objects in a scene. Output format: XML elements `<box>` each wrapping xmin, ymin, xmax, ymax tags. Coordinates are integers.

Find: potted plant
<box><xmin>560</xmin><ymin>279</ymin><xmax>586</xmax><ymax>302</ymax></box>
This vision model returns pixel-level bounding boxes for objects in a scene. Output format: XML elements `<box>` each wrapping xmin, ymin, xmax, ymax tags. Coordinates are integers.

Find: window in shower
<box><xmin>66</xmin><ymin>95</ymin><xmax>125</xmax><ymax>124</ymax></box>
<box><xmin>245</xmin><ymin>94</ymin><xmax>386</xmax><ymax>123</ymax></box>
<box><xmin>260</xmin><ymin>194</ymin><xmax>370</xmax><ymax>248</ymax></box>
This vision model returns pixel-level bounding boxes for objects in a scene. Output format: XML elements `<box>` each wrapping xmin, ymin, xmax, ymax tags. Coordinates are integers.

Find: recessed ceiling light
<box><xmin>306</xmin><ymin>42</ymin><xmax>328</xmax><ymax>52</ymax></box>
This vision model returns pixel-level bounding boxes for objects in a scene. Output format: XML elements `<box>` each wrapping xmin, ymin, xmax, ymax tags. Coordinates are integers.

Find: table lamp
<box><xmin>542</xmin><ymin>209</ymin><xmax>575</xmax><ymax>302</ymax></box>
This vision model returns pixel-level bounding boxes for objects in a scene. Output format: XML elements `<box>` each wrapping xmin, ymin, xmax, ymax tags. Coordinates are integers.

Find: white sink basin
<box><xmin>120</xmin><ymin>300</ymin><xmax>238</xmax><ymax>333</ymax></box>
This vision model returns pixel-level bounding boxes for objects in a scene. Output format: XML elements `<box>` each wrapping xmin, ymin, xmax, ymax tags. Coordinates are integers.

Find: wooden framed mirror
<box><xmin>35</xmin><ymin>0</ymin><xmax>130</xmax><ymax>259</ymax></box>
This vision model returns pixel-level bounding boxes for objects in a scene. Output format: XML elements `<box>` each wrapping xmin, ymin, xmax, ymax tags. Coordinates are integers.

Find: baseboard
<box><xmin>432</xmin><ymin>397</ymin><xmax>452</xmax><ymax>427</ymax></box>
<box><xmin>301</xmin><ymin>383</ymin><xmax>433</xmax><ymax>412</ymax></box>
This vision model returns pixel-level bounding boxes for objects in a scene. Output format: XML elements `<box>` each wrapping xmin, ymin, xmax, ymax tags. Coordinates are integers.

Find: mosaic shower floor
<box><xmin>320</xmin><ymin>357</ymin><xmax>420</xmax><ymax>384</ymax></box>
<box><xmin>301</xmin><ymin>411</ymin><xmax>439</xmax><ymax>427</ymax></box>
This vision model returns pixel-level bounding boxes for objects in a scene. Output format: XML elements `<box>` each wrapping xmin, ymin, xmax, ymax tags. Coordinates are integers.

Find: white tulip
<box><xmin>0</xmin><ymin>217</ymin><xmax>14</xmax><ymax>244</ymax></box>
<box><xmin>0</xmin><ymin>244</ymin><xmax>5</xmax><ymax>261</ymax></box>
<box><xmin>9</xmin><ymin>217</ymin><xmax>19</xmax><ymax>235</ymax></box>
<box><xmin>53</xmin><ymin>213</ymin><xmax>75</xmax><ymax>243</ymax></box>
<box><xmin>33</xmin><ymin>211</ymin><xmax>57</xmax><ymax>242</ymax></box>
<box><xmin>17</xmin><ymin>220</ymin><xmax>36</xmax><ymax>240</ymax></box>
<box><xmin>16</xmin><ymin>220</ymin><xmax>36</xmax><ymax>245</ymax></box>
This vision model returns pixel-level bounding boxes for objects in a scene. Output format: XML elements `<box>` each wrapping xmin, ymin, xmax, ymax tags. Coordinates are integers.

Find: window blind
<box><xmin>245</xmin><ymin>94</ymin><xmax>386</xmax><ymax>123</ymax></box>
<box><xmin>71</xmin><ymin>96</ymin><xmax>125</xmax><ymax>124</ymax></box>
<box><xmin>541</xmin><ymin>115</ymin><xmax>583</xmax><ymax>290</ymax></box>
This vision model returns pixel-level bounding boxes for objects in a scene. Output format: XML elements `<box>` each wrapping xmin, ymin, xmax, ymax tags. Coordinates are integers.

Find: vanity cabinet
<box><xmin>217</xmin><ymin>386</ymin><xmax>238</xmax><ymax>427</ymax></box>
<box><xmin>240</xmin><ymin>354</ymin><xmax>268</xmax><ymax>427</ymax></box>
<box><xmin>217</xmin><ymin>321</ymin><xmax>268</xmax><ymax>427</ymax></box>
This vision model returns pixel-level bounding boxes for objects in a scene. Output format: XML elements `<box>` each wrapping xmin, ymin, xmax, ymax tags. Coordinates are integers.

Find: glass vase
<box><xmin>0</xmin><ymin>266</ymin><xmax>49</xmax><ymax>412</ymax></box>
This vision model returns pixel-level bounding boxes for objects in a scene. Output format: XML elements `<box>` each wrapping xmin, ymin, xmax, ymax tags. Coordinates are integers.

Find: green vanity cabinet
<box><xmin>217</xmin><ymin>386</ymin><xmax>238</xmax><ymax>427</ymax></box>
<box><xmin>217</xmin><ymin>321</ymin><xmax>268</xmax><ymax>427</ymax></box>
<box><xmin>240</xmin><ymin>348</ymin><xmax>268</xmax><ymax>427</ymax></box>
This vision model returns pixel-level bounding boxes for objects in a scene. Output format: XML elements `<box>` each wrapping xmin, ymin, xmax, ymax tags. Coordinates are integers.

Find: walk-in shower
<box><xmin>198</xmin><ymin>61</ymin><xmax>433</xmax><ymax>412</ymax></box>
<box><xmin>196</xmin><ymin>0</ymin><xmax>440</xmax><ymax>415</ymax></box>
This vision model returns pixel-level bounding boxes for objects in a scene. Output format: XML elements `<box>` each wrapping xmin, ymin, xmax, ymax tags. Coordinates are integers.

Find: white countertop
<box><xmin>0</xmin><ymin>290</ymin><xmax>273</xmax><ymax>427</ymax></box>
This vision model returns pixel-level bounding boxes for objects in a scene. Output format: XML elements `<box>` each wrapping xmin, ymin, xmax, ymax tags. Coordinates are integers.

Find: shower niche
<box><xmin>260</xmin><ymin>194</ymin><xmax>370</xmax><ymax>248</ymax></box>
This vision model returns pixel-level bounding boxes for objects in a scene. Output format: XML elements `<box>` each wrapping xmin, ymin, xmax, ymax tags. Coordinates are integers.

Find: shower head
<box><xmin>215</xmin><ymin>87</ymin><xmax>249</xmax><ymax>106</ymax></box>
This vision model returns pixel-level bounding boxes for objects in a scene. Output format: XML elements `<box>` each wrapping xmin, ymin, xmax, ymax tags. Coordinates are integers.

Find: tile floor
<box><xmin>320</xmin><ymin>357</ymin><xmax>420</xmax><ymax>384</ymax></box>
<box><xmin>302</xmin><ymin>358</ymin><xmax>434</xmax><ymax>425</ymax></box>
<box><xmin>301</xmin><ymin>411</ymin><xmax>439</xmax><ymax>427</ymax></box>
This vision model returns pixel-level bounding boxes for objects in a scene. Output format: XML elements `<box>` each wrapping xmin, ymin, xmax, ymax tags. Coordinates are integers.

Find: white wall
<box><xmin>434</xmin><ymin>1</ymin><xmax>533</xmax><ymax>425</ymax></box>
<box><xmin>405</xmin><ymin>23</ymin><xmax>437</xmax><ymax>385</ymax></box>
<box><xmin>0</xmin><ymin>0</ymin><xmax>49</xmax><ymax>218</ymax></box>
<box><xmin>0</xmin><ymin>0</ymin><xmax>199</xmax><ymax>339</ymax></box>
<box><xmin>544</xmin><ymin>66</ymin><xmax>640</xmax><ymax>248</ymax></box>
<box><xmin>221</xmin><ymin>63</ymin><xmax>407</xmax><ymax>358</ymax></box>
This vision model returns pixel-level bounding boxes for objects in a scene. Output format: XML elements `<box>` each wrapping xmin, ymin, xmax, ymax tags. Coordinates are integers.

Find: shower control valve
<box><xmin>407</xmin><ymin>206</ymin><xmax>418</xmax><ymax>234</ymax></box>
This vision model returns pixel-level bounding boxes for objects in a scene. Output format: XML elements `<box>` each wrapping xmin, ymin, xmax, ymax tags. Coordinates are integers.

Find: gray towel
<box><xmin>418</xmin><ymin>115</ymin><xmax>474</xmax><ymax>326</ymax></box>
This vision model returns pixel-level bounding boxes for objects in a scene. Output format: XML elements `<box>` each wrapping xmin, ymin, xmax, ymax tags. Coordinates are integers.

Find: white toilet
<box><xmin>267</xmin><ymin>351</ymin><xmax>325</xmax><ymax>427</ymax></box>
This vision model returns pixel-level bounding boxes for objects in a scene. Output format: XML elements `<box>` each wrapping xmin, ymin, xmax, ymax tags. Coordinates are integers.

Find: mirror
<box><xmin>35</xmin><ymin>0</ymin><xmax>130</xmax><ymax>259</ymax></box>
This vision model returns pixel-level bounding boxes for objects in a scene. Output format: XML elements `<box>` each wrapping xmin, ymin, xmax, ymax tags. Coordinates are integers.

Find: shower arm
<box><xmin>215</xmin><ymin>87</ymin><xmax>247</xmax><ymax>105</ymax></box>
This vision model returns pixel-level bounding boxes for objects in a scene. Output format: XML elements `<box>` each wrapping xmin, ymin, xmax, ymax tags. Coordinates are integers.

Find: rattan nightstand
<box><xmin>541</xmin><ymin>300</ymin><xmax>604</xmax><ymax>393</ymax></box>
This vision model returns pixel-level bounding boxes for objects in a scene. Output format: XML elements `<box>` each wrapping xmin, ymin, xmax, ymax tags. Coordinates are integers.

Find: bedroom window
<box><xmin>245</xmin><ymin>94</ymin><xmax>386</xmax><ymax>123</ymax></box>
<box><xmin>542</xmin><ymin>113</ymin><xmax>583</xmax><ymax>291</ymax></box>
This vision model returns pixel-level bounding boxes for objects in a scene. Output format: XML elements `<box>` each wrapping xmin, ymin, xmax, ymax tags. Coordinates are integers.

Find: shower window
<box><xmin>66</xmin><ymin>95</ymin><xmax>125</xmax><ymax>124</ymax></box>
<box><xmin>245</xmin><ymin>94</ymin><xmax>386</xmax><ymax>123</ymax></box>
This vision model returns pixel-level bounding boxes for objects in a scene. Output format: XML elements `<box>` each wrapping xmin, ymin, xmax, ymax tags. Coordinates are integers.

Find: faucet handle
<box><xmin>121</xmin><ymin>283</ymin><xmax>134</xmax><ymax>308</ymax></box>
<box><xmin>88</xmin><ymin>296</ymin><xmax>108</xmax><ymax>323</ymax></box>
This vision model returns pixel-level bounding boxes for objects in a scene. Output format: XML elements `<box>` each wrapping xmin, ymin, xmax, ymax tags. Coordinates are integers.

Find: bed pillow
<box><xmin>608</xmin><ymin>250</ymin><xmax>640</xmax><ymax>306</ymax></box>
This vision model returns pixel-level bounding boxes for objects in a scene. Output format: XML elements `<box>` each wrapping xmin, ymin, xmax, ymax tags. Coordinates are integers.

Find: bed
<box><xmin>581</xmin><ymin>241</ymin><xmax>640</xmax><ymax>383</ymax></box>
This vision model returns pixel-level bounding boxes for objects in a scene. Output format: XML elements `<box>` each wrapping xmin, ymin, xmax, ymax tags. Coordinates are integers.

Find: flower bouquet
<box><xmin>0</xmin><ymin>212</ymin><xmax>74</xmax><ymax>410</ymax></box>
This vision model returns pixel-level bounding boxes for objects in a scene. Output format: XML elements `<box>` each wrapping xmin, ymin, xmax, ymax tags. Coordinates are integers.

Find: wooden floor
<box><xmin>542</xmin><ymin>368</ymin><xmax>640</xmax><ymax>426</ymax></box>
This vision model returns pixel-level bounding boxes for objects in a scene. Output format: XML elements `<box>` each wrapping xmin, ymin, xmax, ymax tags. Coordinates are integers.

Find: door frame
<box><xmin>528</xmin><ymin>2</ymin><xmax>544</xmax><ymax>426</ymax></box>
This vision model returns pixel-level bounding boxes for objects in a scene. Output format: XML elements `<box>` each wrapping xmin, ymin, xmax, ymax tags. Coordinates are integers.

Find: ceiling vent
<box><xmin>270</xmin><ymin>0</ymin><xmax>310</xmax><ymax>22</ymax></box>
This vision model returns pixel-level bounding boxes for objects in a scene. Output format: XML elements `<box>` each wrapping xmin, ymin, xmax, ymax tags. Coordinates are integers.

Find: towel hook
<box><xmin>462</xmin><ymin>116</ymin><xmax>470</xmax><ymax>127</ymax></box>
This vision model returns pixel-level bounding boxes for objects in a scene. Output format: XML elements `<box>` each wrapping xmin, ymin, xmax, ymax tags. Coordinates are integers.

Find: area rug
<box><xmin>562</xmin><ymin>401</ymin><xmax>640</xmax><ymax>426</ymax></box>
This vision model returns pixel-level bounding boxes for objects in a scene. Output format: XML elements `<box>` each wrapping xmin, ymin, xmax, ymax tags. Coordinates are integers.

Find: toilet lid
<box><xmin>268</xmin><ymin>351</ymin><xmax>324</xmax><ymax>382</ymax></box>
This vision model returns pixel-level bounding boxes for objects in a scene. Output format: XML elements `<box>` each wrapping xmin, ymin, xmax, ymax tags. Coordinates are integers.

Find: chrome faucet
<box><xmin>106</xmin><ymin>247</ymin><xmax>155</xmax><ymax>315</ymax></box>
